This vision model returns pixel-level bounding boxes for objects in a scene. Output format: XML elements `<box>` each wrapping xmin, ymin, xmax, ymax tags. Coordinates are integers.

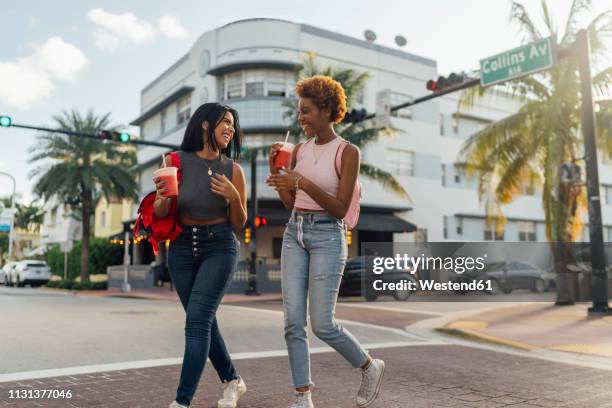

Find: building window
<box><xmin>387</xmin><ymin>148</ymin><xmax>414</xmax><ymax>176</ymax></box>
<box><xmin>456</xmin><ymin>217</ymin><xmax>463</xmax><ymax>235</ymax></box>
<box><xmin>222</xmin><ymin>69</ymin><xmax>296</xmax><ymax>100</ymax></box>
<box><xmin>389</xmin><ymin>92</ymin><xmax>412</xmax><ymax>119</ymax></box>
<box><xmin>100</xmin><ymin>211</ymin><xmax>107</xmax><ymax>229</ymax></box>
<box><xmin>605</xmin><ymin>185</ymin><xmax>612</xmax><ymax>205</ymax></box>
<box><xmin>245</xmin><ymin>69</ymin><xmax>265</xmax><ymax>97</ymax></box>
<box><xmin>443</xmin><ymin>216</ymin><xmax>448</xmax><ymax>239</ymax></box>
<box><xmin>484</xmin><ymin>220</ymin><xmax>505</xmax><ymax>241</ymax></box>
<box><xmin>50</xmin><ymin>208</ymin><xmax>57</xmax><ymax>225</ymax></box>
<box><xmin>518</xmin><ymin>221</ymin><xmax>536</xmax><ymax>242</ymax></box>
<box><xmin>440</xmin><ymin>113</ymin><xmax>445</xmax><ymax>136</ymax></box>
<box><xmin>177</xmin><ymin>94</ymin><xmax>191</xmax><ymax>125</ymax></box>
<box><xmin>454</xmin><ymin>164</ymin><xmax>464</xmax><ymax>183</ymax></box>
<box><xmin>160</xmin><ymin>109</ymin><xmax>167</xmax><ymax>135</ymax></box>
<box><xmin>453</xmin><ymin>115</ymin><xmax>459</xmax><ymax>134</ymax></box>
<box><xmin>441</xmin><ymin>164</ymin><xmax>446</xmax><ymax>186</ymax></box>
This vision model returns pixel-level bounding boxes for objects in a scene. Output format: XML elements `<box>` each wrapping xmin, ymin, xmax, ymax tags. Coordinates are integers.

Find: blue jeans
<box><xmin>168</xmin><ymin>223</ymin><xmax>239</xmax><ymax>406</ymax></box>
<box><xmin>281</xmin><ymin>211</ymin><xmax>370</xmax><ymax>388</ymax></box>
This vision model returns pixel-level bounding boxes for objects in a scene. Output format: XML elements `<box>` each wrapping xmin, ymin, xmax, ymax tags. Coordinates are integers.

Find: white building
<box><xmin>40</xmin><ymin>195</ymin><xmax>81</xmax><ymax>247</ymax></box>
<box><xmin>129</xmin><ymin>18</ymin><xmax>611</xmax><ymax>276</ymax></box>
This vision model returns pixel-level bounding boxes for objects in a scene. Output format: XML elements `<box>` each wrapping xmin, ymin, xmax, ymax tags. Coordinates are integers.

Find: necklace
<box><xmin>201</xmin><ymin>157</ymin><xmax>218</xmax><ymax>176</ymax></box>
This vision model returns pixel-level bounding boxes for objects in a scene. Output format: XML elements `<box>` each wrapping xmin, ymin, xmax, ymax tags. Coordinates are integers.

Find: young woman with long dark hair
<box><xmin>154</xmin><ymin>102</ymin><xmax>248</xmax><ymax>408</ymax></box>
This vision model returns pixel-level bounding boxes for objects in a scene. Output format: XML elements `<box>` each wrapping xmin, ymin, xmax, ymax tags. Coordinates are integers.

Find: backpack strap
<box><xmin>334</xmin><ymin>140</ymin><xmax>350</xmax><ymax>179</ymax></box>
<box><xmin>168</xmin><ymin>151</ymin><xmax>182</xmax><ymax>184</ymax></box>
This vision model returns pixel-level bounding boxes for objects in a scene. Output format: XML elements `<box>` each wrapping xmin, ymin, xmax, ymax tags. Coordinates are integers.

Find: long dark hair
<box><xmin>180</xmin><ymin>102</ymin><xmax>242</xmax><ymax>160</ymax></box>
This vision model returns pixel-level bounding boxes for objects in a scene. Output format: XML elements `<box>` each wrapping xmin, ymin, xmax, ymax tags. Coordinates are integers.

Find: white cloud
<box><xmin>0</xmin><ymin>37</ymin><xmax>87</xmax><ymax>110</ymax></box>
<box><xmin>87</xmin><ymin>8</ymin><xmax>156</xmax><ymax>51</ymax></box>
<box><xmin>158</xmin><ymin>14</ymin><xmax>190</xmax><ymax>39</ymax></box>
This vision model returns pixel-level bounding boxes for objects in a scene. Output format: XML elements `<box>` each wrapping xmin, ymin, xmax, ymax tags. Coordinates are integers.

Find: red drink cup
<box><xmin>154</xmin><ymin>167</ymin><xmax>179</xmax><ymax>198</ymax></box>
<box><xmin>273</xmin><ymin>142</ymin><xmax>294</xmax><ymax>169</ymax></box>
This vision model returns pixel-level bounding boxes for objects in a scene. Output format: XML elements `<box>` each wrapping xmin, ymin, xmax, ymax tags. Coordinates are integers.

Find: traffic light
<box><xmin>342</xmin><ymin>108</ymin><xmax>368</xmax><ymax>124</ymax></box>
<box><xmin>254</xmin><ymin>216</ymin><xmax>268</xmax><ymax>228</ymax></box>
<box><xmin>98</xmin><ymin>130</ymin><xmax>132</xmax><ymax>142</ymax></box>
<box><xmin>244</xmin><ymin>227</ymin><xmax>252</xmax><ymax>244</ymax></box>
<box><xmin>426</xmin><ymin>72</ymin><xmax>467</xmax><ymax>92</ymax></box>
<box><xmin>0</xmin><ymin>116</ymin><xmax>12</xmax><ymax>127</ymax></box>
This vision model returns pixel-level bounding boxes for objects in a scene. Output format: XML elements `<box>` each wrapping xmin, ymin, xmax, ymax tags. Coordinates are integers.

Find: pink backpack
<box><xmin>334</xmin><ymin>140</ymin><xmax>361</xmax><ymax>230</ymax></box>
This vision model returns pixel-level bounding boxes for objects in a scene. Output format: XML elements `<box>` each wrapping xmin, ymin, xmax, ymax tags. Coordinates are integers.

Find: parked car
<box><xmin>339</xmin><ymin>256</ymin><xmax>418</xmax><ymax>301</ymax></box>
<box><xmin>9</xmin><ymin>260</ymin><xmax>52</xmax><ymax>287</ymax></box>
<box><xmin>453</xmin><ymin>261</ymin><xmax>552</xmax><ymax>294</ymax></box>
<box><xmin>1</xmin><ymin>261</ymin><xmax>17</xmax><ymax>286</ymax></box>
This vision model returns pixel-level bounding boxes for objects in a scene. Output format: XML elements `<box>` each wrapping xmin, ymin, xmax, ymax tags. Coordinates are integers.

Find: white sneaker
<box><xmin>290</xmin><ymin>391</ymin><xmax>314</xmax><ymax>408</ymax></box>
<box><xmin>217</xmin><ymin>376</ymin><xmax>247</xmax><ymax>408</ymax></box>
<box><xmin>356</xmin><ymin>359</ymin><xmax>385</xmax><ymax>407</ymax></box>
<box><xmin>169</xmin><ymin>401</ymin><xmax>188</xmax><ymax>408</ymax></box>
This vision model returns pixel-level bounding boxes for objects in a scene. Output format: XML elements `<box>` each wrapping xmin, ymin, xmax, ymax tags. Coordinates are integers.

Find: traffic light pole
<box><xmin>5</xmin><ymin>122</ymin><xmax>180</xmax><ymax>149</ymax></box>
<box><xmin>573</xmin><ymin>29</ymin><xmax>608</xmax><ymax>315</ymax></box>
<box><xmin>245</xmin><ymin>152</ymin><xmax>259</xmax><ymax>295</ymax></box>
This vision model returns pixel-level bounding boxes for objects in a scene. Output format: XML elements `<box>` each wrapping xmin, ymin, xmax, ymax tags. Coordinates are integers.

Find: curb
<box><xmin>435</xmin><ymin>323</ymin><xmax>536</xmax><ymax>352</ymax></box>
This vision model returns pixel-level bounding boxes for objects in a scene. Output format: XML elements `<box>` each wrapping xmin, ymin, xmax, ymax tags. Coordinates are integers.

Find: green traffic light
<box><xmin>120</xmin><ymin>132</ymin><xmax>130</xmax><ymax>142</ymax></box>
<box><xmin>0</xmin><ymin>116</ymin><xmax>12</xmax><ymax>127</ymax></box>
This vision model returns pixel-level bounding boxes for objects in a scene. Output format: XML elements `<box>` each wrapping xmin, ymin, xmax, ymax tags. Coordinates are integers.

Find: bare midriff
<box><xmin>180</xmin><ymin>214</ymin><xmax>229</xmax><ymax>226</ymax></box>
<box><xmin>294</xmin><ymin>207</ymin><xmax>326</xmax><ymax>213</ymax></box>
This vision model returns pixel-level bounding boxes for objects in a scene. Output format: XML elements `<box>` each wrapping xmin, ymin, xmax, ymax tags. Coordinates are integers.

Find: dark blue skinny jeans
<box><xmin>168</xmin><ymin>222</ymin><xmax>239</xmax><ymax>406</ymax></box>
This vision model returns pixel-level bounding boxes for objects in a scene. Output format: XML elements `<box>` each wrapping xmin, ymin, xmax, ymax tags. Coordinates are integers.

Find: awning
<box><xmin>356</xmin><ymin>213</ymin><xmax>417</xmax><ymax>233</ymax></box>
<box><xmin>257</xmin><ymin>208</ymin><xmax>416</xmax><ymax>232</ymax></box>
<box><xmin>130</xmin><ymin>86</ymin><xmax>194</xmax><ymax>126</ymax></box>
<box><xmin>24</xmin><ymin>245</ymin><xmax>48</xmax><ymax>257</ymax></box>
<box><xmin>207</xmin><ymin>61</ymin><xmax>298</xmax><ymax>76</ymax></box>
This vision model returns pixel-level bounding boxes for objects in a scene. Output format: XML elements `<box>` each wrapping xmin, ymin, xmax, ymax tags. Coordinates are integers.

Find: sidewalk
<box><xmin>3</xmin><ymin>344</ymin><xmax>612</xmax><ymax>407</ymax></box>
<box><xmin>439</xmin><ymin>302</ymin><xmax>612</xmax><ymax>357</ymax></box>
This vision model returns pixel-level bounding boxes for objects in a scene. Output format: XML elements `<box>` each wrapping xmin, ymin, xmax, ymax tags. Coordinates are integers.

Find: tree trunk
<box><xmin>554</xmin><ymin>240</ymin><xmax>576</xmax><ymax>305</ymax></box>
<box><xmin>80</xmin><ymin>188</ymin><xmax>92</xmax><ymax>284</ymax></box>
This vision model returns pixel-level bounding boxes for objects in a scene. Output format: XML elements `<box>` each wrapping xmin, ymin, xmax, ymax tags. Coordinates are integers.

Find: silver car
<box><xmin>1</xmin><ymin>261</ymin><xmax>17</xmax><ymax>286</ymax></box>
<box><xmin>10</xmin><ymin>260</ymin><xmax>52</xmax><ymax>287</ymax></box>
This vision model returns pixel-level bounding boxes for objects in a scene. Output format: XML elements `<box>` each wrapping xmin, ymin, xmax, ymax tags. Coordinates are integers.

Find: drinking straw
<box><xmin>161</xmin><ymin>154</ymin><xmax>166</xmax><ymax>168</ymax></box>
<box><xmin>284</xmin><ymin>130</ymin><xmax>290</xmax><ymax>144</ymax></box>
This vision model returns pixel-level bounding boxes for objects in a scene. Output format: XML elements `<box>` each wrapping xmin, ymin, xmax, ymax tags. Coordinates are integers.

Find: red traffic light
<box><xmin>254</xmin><ymin>216</ymin><xmax>268</xmax><ymax>228</ymax></box>
<box><xmin>99</xmin><ymin>130</ymin><xmax>111</xmax><ymax>140</ymax></box>
<box><xmin>426</xmin><ymin>72</ymin><xmax>467</xmax><ymax>92</ymax></box>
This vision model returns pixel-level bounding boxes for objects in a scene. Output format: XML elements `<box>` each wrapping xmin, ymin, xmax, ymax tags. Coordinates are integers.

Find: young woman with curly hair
<box><xmin>267</xmin><ymin>76</ymin><xmax>385</xmax><ymax>408</ymax></box>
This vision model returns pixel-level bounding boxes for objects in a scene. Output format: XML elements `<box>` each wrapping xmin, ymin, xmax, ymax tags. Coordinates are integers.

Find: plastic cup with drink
<box><xmin>273</xmin><ymin>131</ymin><xmax>294</xmax><ymax>170</ymax></box>
<box><xmin>154</xmin><ymin>154</ymin><xmax>179</xmax><ymax>198</ymax></box>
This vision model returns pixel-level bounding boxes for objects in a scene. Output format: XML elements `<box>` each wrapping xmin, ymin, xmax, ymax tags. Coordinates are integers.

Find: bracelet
<box><xmin>294</xmin><ymin>175</ymin><xmax>304</xmax><ymax>190</ymax></box>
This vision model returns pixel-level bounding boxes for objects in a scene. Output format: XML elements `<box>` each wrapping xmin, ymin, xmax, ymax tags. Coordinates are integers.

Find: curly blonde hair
<box><xmin>295</xmin><ymin>75</ymin><xmax>347</xmax><ymax>124</ymax></box>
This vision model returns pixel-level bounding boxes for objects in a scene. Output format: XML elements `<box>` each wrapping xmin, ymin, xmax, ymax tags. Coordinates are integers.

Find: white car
<box><xmin>1</xmin><ymin>262</ymin><xmax>17</xmax><ymax>286</ymax></box>
<box><xmin>9</xmin><ymin>260</ymin><xmax>51</xmax><ymax>287</ymax></box>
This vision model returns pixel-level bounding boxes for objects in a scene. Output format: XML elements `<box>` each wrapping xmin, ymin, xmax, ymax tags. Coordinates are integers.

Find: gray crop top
<box><xmin>176</xmin><ymin>151</ymin><xmax>234</xmax><ymax>220</ymax></box>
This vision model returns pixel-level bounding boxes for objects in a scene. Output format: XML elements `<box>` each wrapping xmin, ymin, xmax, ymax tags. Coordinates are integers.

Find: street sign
<box><xmin>480</xmin><ymin>37</ymin><xmax>555</xmax><ymax>87</ymax></box>
<box><xmin>0</xmin><ymin>207</ymin><xmax>15</xmax><ymax>234</ymax></box>
<box><xmin>375</xmin><ymin>89</ymin><xmax>391</xmax><ymax>127</ymax></box>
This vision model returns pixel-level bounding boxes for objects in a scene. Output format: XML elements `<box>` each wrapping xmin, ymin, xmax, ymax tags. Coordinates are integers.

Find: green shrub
<box><xmin>44</xmin><ymin>279</ymin><xmax>107</xmax><ymax>291</ymax></box>
<box><xmin>46</xmin><ymin>237</ymin><xmax>123</xmax><ymax>279</ymax></box>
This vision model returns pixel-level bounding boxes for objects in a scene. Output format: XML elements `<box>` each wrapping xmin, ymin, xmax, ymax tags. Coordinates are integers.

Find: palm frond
<box><xmin>562</xmin><ymin>0</ymin><xmax>592</xmax><ymax>44</ymax></box>
<box><xmin>593</xmin><ymin>66</ymin><xmax>612</xmax><ymax>98</ymax></box>
<box><xmin>510</xmin><ymin>1</ymin><xmax>543</xmax><ymax>43</ymax></box>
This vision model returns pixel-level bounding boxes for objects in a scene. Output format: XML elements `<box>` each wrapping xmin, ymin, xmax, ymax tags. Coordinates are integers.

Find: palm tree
<box><xmin>459</xmin><ymin>0</ymin><xmax>612</xmax><ymax>304</ymax></box>
<box><xmin>14</xmin><ymin>202</ymin><xmax>43</xmax><ymax>233</ymax></box>
<box><xmin>283</xmin><ymin>53</ymin><xmax>411</xmax><ymax>199</ymax></box>
<box><xmin>29</xmin><ymin>110</ymin><xmax>139</xmax><ymax>283</ymax></box>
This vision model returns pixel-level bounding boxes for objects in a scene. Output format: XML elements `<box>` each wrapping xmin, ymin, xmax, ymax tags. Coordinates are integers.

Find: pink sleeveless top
<box><xmin>293</xmin><ymin>136</ymin><xmax>344</xmax><ymax>211</ymax></box>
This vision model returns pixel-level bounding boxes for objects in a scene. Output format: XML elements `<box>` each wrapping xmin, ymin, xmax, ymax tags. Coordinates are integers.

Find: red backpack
<box><xmin>133</xmin><ymin>151</ymin><xmax>183</xmax><ymax>255</ymax></box>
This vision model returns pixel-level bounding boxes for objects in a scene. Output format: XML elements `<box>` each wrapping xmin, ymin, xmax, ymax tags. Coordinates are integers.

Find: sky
<box><xmin>0</xmin><ymin>0</ymin><xmax>609</xmax><ymax>204</ymax></box>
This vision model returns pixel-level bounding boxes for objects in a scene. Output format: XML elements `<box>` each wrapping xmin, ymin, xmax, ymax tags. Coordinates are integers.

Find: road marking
<box><xmin>0</xmin><ymin>342</ymin><xmax>446</xmax><ymax>383</ymax></box>
<box><xmin>338</xmin><ymin>303</ymin><xmax>445</xmax><ymax>316</ymax></box>
<box><xmin>221</xmin><ymin>304</ymin><xmax>431</xmax><ymax>341</ymax></box>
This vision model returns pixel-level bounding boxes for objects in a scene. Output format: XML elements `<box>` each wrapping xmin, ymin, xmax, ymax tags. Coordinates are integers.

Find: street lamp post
<box><xmin>0</xmin><ymin>172</ymin><xmax>16</xmax><ymax>259</ymax></box>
